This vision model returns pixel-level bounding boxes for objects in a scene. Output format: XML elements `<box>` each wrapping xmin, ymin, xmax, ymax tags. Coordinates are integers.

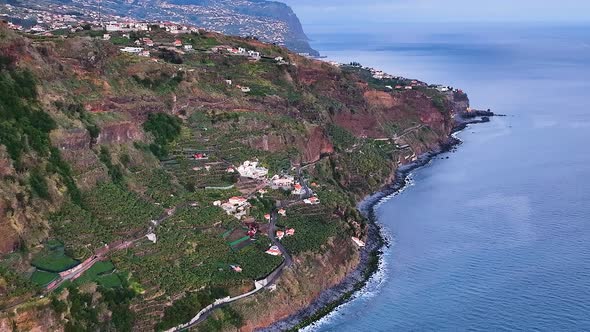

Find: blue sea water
<box><xmin>303</xmin><ymin>23</ymin><xmax>590</xmax><ymax>331</ymax></box>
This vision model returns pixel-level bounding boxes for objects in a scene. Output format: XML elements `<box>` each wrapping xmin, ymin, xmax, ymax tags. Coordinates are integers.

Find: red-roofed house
<box><xmin>286</xmin><ymin>228</ymin><xmax>295</xmax><ymax>236</ymax></box>
<box><xmin>174</xmin><ymin>39</ymin><xmax>182</xmax><ymax>47</ymax></box>
<box><xmin>278</xmin><ymin>208</ymin><xmax>286</xmax><ymax>217</ymax></box>
<box><xmin>304</xmin><ymin>196</ymin><xmax>320</xmax><ymax>205</ymax></box>
<box><xmin>292</xmin><ymin>183</ymin><xmax>303</xmax><ymax>195</ymax></box>
<box><xmin>264</xmin><ymin>214</ymin><xmax>271</xmax><ymax>221</ymax></box>
<box><xmin>265</xmin><ymin>245</ymin><xmax>282</xmax><ymax>256</ymax></box>
<box><xmin>194</xmin><ymin>153</ymin><xmax>208</xmax><ymax>160</ymax></box>
<box><xmin>276</xmin><ymin>230</ymin><xmax>285</xmax><ymax>240</ymax></box>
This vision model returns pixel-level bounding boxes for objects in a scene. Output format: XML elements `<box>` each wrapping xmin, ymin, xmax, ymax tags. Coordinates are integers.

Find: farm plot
<box><xmin>31</xmin><ymin>242</ymin><xmax>79</xmax><ymax>272</ymax></box>
<box><xmin>278</xmin><ymin>205</ymin><xmax>342</xmax><ymax>255</ymax></box>
<box><xmin>50</xmin><ymin>183</ymin><xmax>164</xmax><ymax>259</ymax></box>
<box><xmin>30</xmin><ymin>270</ymin><xmax>59</xmax><ymax>287</ymax></box>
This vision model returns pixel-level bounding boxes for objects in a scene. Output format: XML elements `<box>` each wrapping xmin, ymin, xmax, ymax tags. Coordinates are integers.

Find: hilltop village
<box><xmin>0</xmin><ymin>19</ymin><xmax>473</xmax><ymax>331</ymax></box>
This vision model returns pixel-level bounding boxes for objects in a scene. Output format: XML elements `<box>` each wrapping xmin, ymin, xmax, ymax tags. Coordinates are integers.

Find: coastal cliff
<box><xmin>0</xmin><ymin>24</ymin><xmax>477</xmax><ymax>331</ymax></box>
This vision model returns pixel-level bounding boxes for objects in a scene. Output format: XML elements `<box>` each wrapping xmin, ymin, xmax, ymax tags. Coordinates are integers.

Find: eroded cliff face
<box><xmin>230</xmin><ymin>237</ymin><xmax>359</xmax><ymax>332</ymax></box>
<box><xmin>0</xmin><ymin>304</ymin><xmax>63</xmax><ymax>332</ymax></box>
<box><xmin>246</xmin><ymin>126</ymin><xmax>334</xmax><ymax>164</ymax></box>
<box><xmin>0</xmin><ymin>25</ymin><xmax>459</xmax><ymax>331</ymax></box>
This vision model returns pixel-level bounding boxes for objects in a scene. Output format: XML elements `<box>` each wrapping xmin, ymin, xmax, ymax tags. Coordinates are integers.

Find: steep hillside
<box><xmin>0</xmin><ymin>24</ymin><xmax>468</xmax><ymax>331</ymax></box>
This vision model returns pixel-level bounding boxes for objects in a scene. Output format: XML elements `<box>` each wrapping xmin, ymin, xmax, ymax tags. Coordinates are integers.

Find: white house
<box><xmin>271</xmin><ymin>174</ymin><xmax>295</xmax><ymax>187</ymax></box>
<box><xmin>146</xmin><ymin>233</ymin><xmax>157</xmax><ymax>244</ymax></box>
<box><xmin>303</xmin><ymin>196</ymin><xmax>320</xmax><ymax>205</ymax></box>
<box><xmin>120</xmin><ymin>47</ymin><xmax>143</xmax><ymax>54</ymax></box>
<box><xmin>237</xmin><ymin>161</ymin><xmax>268</xmax><ymax>179</ymax></box>
<box><xmin>247</xmin><ymin>50</ymin><xmax>260</xmax><ymax>59</ymax></box>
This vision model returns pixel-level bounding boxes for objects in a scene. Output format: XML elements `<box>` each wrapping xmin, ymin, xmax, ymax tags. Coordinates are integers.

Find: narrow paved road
<box><xmin>43</xmin><ymin>203</ymin><xmax>190</xmax><ymax>294</ymax></box>
<box><xmin>171</xmin><ymin>197</ymin><xmax>300</xmax><ymax>331</ymax></box>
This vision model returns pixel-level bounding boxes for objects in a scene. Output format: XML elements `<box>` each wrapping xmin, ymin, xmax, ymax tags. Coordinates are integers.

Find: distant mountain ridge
<box><xmin>1</xmin><ymin>0</ymin><xmax>319</xmax><ymax>55</ymax></box>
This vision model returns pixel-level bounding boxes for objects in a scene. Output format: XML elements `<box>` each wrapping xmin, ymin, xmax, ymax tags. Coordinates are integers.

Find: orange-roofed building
<box><xmin>292</xmin><ymin>183</ymin><xmax>304</xmax><ymax>195</ymax></box>
<box><xmin>276</xmin><ymin>230</ymin><xmax>285</xmax><ymax>240</ymax></box>
<box><xmin>278</xmin><ymin>208</ymin><xmax>286</xmax><ymax>216</ymax></box>
<box><xmin>286</xmin><ymin>228</ymin><xmax>295</xmax><ymax>236</ymax></box>
<box><xmin>174</xmin><ymin>39</ymin><xmax>182</xmax><ymax>47</ymax></box>
<box><xmin>265</xmin><ymin>245</ymin><xmax>282</xmax><ymax>256</ymax></box>
<box><xmin>264</xmin><ymin>214</ymin><xmax>271</xmax><ymax>220</ymax></box>
<box><xmin>229</xmin><ymin>196</ymin><xmax>247</xmax><ymax>206</ymax></box>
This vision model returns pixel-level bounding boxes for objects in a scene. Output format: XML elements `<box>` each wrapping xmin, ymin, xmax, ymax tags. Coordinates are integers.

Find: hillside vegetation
<box><xmin>0</xmin><ymin>24</ymin><xmax>461</xmax><ymax>331</ymax></box>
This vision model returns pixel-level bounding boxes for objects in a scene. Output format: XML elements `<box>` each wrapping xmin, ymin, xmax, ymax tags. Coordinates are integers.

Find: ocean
<box><xmin>302</xmin><ymin>23</ymin><xmax>590</xmax><ymax>331</ymax></box>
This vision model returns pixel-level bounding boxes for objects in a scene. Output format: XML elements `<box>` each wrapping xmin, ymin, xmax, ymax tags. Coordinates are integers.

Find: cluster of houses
<box><xmin>2</xmin><ymin>5</ymin><xmax>81</xmax><ymax>33</ymax></box>
<box><xmin>434</xmin><ymin>85</ymin><xmax>451</xmax><ymax>92</ymax></box>
<box><xmin>270</xmin><ymin>174</ymin><xmax>318</xmax><ymax>202</ymax></box>
<box><xmin>212</xmin><ymin>46</ymin><xmax>261</xmax><ymax>60</ymax></box>
<box><xmin>276</xmin><ymin>228</ymin><xmax>295</xmax><ymax>240</ymax></box>
<box><xmin>224</xmin><ymin>79</ymin><xmax>252</xmax><ymax>93</ymax></box>
<box><xmin>215</xmin><ymin>196</ymin><xmax>250</xmax><ymax>220</ymax></box>
<box><xmin>105</xmin><ymin>21</ymin><xmax>199</xmax><ymax>34</ymax></box>
<box><xmin>119</xmin><ymin>47</ymin><xmax>150</xmax><ymax>57</ymax></box>
<box><xmin>371</xmin><ymin>68</ymin><xmax>396</xmax><ymax>80</ymax></box>
<box><xmin>118</xmin><ymin>35</ymin><xmax>194</xmax><ymax>57</ymax></box>
<box><xmin>271</xmin><ymin>174</ymin><xmax>294</xmax><ymax>188</ymax></box>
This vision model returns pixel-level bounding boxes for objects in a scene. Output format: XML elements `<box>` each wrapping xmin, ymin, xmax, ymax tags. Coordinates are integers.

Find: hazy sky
<box><xmin>280</xmin><ymin>0</ymin><xmax>590</xmax><ymax>25</ymax></box>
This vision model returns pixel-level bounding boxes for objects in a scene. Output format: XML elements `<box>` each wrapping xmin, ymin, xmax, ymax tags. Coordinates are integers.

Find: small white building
<box><xmin>352</xmin><ymin>237</ymin><xmax>365</xmax><ymax>248</ymax></box>
<box><xmin>146</xmin><ymin>233</ymin><xmax>157</xmax><ymax>244</ymax></box>
<box><xmin>120</xmin><ymin>47</ymin><xmax>143</xmax><ymax>54</ymax></box>
<box><xmin>303</xmin><ymin>196</ymin><xmax>320</xmax><ymax>205</ymax></box>
<box><xmin>184</xmin><ymin>44</ymin><xmax>193</xmax><ymax>51</ymax></box>
<box><xmin>247</xmin><ymin>50</ymin><xmax>260</xmax><ymax>59</ymax></box>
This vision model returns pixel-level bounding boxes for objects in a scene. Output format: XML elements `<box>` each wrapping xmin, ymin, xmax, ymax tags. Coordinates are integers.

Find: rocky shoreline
<box><xmin>260</xmin><ymin>112</ymin><xmax>495</xmax><ymax>331</ymax></box>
